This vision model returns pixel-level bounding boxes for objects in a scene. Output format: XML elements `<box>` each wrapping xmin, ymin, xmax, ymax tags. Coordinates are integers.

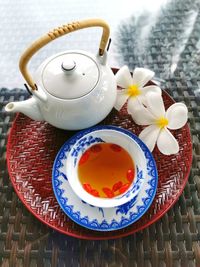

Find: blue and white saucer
<box><xmin>52</xmin><ymin>127</ymin><xmax>158</xmax><ymax>231</ymax></box>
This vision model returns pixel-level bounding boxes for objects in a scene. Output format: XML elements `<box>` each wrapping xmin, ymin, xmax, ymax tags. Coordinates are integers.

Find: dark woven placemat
<box><xmin>0</xmin><ymin>86</ymin><xmax>199</xmax><ymax>267</ymax></box>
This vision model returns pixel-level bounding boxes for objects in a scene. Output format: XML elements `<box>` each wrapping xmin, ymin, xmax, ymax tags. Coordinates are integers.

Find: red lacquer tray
<box><xmin>7</xmin><ymin>85</ymin><xmax>192</xmax><ymax>240</ymax></box>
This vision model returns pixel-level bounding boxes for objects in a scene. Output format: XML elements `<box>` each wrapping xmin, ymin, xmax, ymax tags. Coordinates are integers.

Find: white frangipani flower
<box><xmin>114</xmin><ymin>66</ymin><xmax>161</xmax><ymax>111</ymax></box>
<box><xmin>129</xmin><ymin>92</ymin><xmax>188</xmax><ymax>155</ymax></box>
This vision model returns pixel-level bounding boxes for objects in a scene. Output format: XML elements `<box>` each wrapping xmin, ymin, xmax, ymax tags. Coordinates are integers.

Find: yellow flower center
<box><xmin>156</xmin><ymin>117</ymin><xmax>169</xmax><ymax>128</ymax></box>
<box><xmin>127</xmin><ymin>84</ymin><xmax>141</xmax><ymax>97</ymax></box>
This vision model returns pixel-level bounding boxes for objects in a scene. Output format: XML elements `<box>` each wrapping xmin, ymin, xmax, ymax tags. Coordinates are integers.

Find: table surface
<box><xmin>0</xmin><ymin>0</ymin><xmax>200</xmax><ymax>266</ymax></box>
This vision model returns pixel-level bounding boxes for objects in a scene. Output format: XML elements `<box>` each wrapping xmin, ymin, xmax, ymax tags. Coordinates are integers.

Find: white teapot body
<box><xmin>33</xmin><ymin>51</ymin><xmax>116</xmax><ymax>130</ymax></box>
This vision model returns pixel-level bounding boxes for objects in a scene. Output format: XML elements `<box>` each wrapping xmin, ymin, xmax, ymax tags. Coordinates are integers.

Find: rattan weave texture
<box><xmin>0</xmin><ymin>86</ymin><xmax>199</xmax><ymax>266</ymax></box>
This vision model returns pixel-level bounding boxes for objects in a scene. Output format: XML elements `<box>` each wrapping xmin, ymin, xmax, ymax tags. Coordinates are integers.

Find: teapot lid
<box><xmin>42</xmin><ymin>51</ymin><xmax>100</xmax><ymax>99</ymax></box>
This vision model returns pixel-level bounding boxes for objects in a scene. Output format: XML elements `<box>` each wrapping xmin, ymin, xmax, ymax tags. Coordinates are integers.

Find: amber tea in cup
<box><xmin>78</xmin><ymin>143</ymin><xmax>135</xmax><ymax>198</ymax></box>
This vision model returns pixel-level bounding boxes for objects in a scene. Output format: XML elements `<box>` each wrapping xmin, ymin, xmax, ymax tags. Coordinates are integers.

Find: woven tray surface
<box><xmin>0</xmin><ymin>86</ymin><xmax>199</xmax><ymax>266</ymax></box>
<box><xmin>5</xmin><ymin>87</ymin><xmax>192</xmax><ymax>240</ymax></box>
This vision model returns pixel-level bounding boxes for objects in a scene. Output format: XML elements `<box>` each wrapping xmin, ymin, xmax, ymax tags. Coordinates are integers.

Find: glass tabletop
<box><xmin>0</xmin><ymin>0</ymin><xmax>200</xmax><ymax>266</ymax></box>
<box><xmin>1</xmin><ymin>0</ymin><xmax>199</xmax><ymax>96</ymax></box>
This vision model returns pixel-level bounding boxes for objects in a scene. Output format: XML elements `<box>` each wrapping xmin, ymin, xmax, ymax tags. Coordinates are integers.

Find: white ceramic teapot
<box><xmin>5</xmin><ymin>19</ymin><xmax>116</xmax><ymax>130</ymax></box>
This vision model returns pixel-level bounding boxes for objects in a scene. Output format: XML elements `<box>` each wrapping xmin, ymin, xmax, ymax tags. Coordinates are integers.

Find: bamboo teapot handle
<box><xmin>19</xmin><ymin>19</ymin><xmax>110</xmax><ymax>90</ymax></box>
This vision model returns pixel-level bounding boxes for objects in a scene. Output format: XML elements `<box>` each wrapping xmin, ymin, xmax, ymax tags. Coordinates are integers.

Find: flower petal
<box><xmin>114</xmin><ymin>90</ymin><xmax>129</xmax><ymax>111</ymax></box>
<box><xmin>166</xmin><ymin>103</ymin><xmax>188</xmax><ymax>130</ymax></box>
<box><xmin>115</xmin><ymin>66</ymin><xmax>132</xmax><ymax>88</ymax></box>
<box><xmin>127</xmin><ymin>96</ymin><xmax>143</xmax><ymax>112</ymax></box>
<box><xmin>146</xmin><ymin>92</ymin><xmax>165</xmax><ymax>118</ymax></box>
<box><xmin>141</xmin><ymin>85</ymin><xmax>162</xmax><ymax>96</ymax></box>
<box><xmin>128</xmin><ymin>99</ymin><xmax>156</xmax><ymax>125</ymax></box>
<box><xmin>140</xmin><ymin>85</ymin><xmax>161</xmax><ymax>106</ymax></box>
<box><xmin>157</xmin><ymin>128</ymin><xmax>179</xmax><ymax>155</ymax></box>
<box><xmin>139</xmin><ymin>125</ymin><xmax>161</xmax><ymax>152</ymax></box>
<box><xmin>132</xmin><ymin>68</ymin><xmax>154</xmax><ymax>88</ymax></box>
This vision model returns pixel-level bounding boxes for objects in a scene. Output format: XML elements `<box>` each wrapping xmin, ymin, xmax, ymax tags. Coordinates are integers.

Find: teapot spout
<box><xmin>5</xmin><ymin>97</ymin><xmax>44</xmax><ymax>121</ymax></box>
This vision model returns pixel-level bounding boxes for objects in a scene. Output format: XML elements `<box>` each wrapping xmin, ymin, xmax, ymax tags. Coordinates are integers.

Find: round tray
<box><xmin>7</xmin><ymin>80</ymin><xmax>192</xmax><ymax>240</ymax></box>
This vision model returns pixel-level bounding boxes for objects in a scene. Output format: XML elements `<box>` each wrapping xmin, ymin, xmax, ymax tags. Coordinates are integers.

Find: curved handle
<box><xmin>19</xmin><ymin>19</ymin><xmax>110</xmax><ymax>90</ymax></box>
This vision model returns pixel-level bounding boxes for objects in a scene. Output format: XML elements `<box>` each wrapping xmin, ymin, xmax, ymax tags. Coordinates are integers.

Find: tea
<box><xmin>78</xmin><ymin>143</ymin><xmax>135</xmax><ymax>198</ymax></box>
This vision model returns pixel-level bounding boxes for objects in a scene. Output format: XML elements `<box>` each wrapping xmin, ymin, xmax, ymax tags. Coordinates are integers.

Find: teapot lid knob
<box><xmin>61</xmin><ymin>60</ymin><xmax>76</xmax><ymax>74</ymax></box>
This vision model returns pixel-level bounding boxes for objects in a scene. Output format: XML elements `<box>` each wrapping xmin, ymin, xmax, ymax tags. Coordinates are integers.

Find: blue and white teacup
<box><xmin>64</xmin><ymin>126</ymin><xmax>148</xmax><ymax>208</ymax></box>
